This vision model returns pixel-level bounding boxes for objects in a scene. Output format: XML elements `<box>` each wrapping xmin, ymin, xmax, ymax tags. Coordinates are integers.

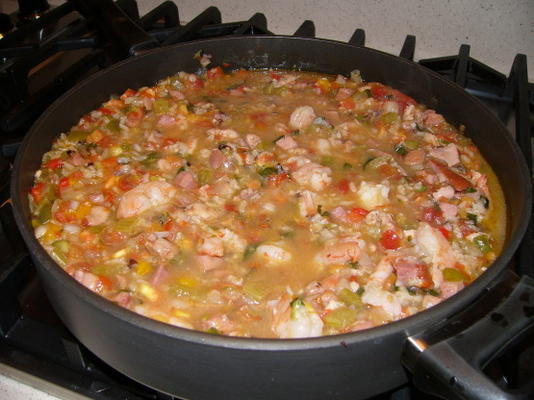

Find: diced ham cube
<box><xmin>276</xmin><ymin>135</ymin><xmax>298</xmax><ymax>150</ymax></box>
<box><xmin>173</xmin><ymin>170</ymin><xmax>197</xmax><ymax>190</ymax></box>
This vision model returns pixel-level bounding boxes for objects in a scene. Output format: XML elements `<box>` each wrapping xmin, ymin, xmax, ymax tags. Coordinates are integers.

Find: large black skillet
<box><xmin>11</xmin><ymin>36</ymin><xmax>534</xmax><ymax>400</ymax></box>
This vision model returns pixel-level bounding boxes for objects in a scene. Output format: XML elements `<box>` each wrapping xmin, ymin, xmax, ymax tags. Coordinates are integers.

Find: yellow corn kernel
<box><xmin>109</xmin><ymin>146</ymin><xmax>123</xmax><ymax>156</ymax></box>
<box><xmin>152</xmin><ymin>314</ymin><xmax>169</xmax><ymax>323</ymax></box>
<box><xmin>179</xmin><ymin>239</ymin><xmax>193</xmax><ymax>250</ymax></box>
<box><xmin>137</xmin><ymin>281</ymin><xmax>158</xmax><ymax>301</ymax></box>
<box><xmin>172</xmin><ymin>309</ymin><xmax>191</xmax><ymax>319</ymax></box>
<box><xmin>328</xmin><ymin>264</ymin><xmax>345</xmax><ymax>273</ymax></box>
<box><xmin>135</xmin><ymin>261</ymin><xmax>153</xmax><ymax>276</ymax></box>
<box><xmin>75</xmin><ymin>202</ymin><xmax>92</xmax><ymax>219</ymax></box>
<box><xmin>187</xmin><ymin>114</ymin><xmax>202</xmax><ymax>122</ymax></box>
<box><xmin>247</xmin><ymin>179</ymin><xmax>261</xmax><ymax>190</ymax></box>
<box><xmin>177</xmin><ymin>276</ymin><xmax>197</xmax><ymax>287</ymax></box>
<box><xmin>86</xmin><ymin>129</ymin><xmax>104</xmax><ymax>143</ymax></box>
<box><xmin>178</xmin><ymin>103</ymin><xmax>189</xmax><ymax>115</ymax></box>
<box><xmin>316</xmin><ymin>77</ymin><xmax>331</xmax><ymax>93</ymax></box>
<box><xmin>42</xmin><ymin>223</ymin><xmax>62</xmax><ymax>242</ymax></box>
<box><xmin>104</xmin><ymin>176</ymin><xmax>118</xmax><ymax>189</ymax></box>
<box><xmin>112</xmin><ymin>248</ymin><xmax>128</xmax><ymax>259</ymax></box>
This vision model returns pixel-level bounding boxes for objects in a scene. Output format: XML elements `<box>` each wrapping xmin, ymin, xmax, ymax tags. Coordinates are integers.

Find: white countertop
<box><xmin>0</xmin><ymin>1</ymin><xmax>532</xmax><ymax>399</ymax></box>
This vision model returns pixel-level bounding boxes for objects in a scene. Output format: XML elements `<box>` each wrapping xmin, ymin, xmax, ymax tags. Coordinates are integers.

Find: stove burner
<box><xmin>17</xmin><ymin>0</ymin><xmax>50</xmax><ymax>23</ymax></box>
<box><xmin>0</xmin><ymin>13</ymin><xmax>14</xmax><ymax>37</ymax></box>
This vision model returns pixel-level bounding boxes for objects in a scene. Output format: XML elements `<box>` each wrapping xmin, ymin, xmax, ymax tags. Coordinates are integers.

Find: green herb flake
<box><xmin>317</xmin><ymin>205</ymin><xmax>329</xmax><ymax>217</ymax></box>
<box><xmin>473</xmin><ymin>235</ymin><xmax>492</xmax><ymax>254</ymax></box>
<box><xmin>343</xmin><ymin>162</ymin><xmax>353</xmax><ymax>170</ymax></box>
<box><xmin>362</xmin><ymin>157</ymin><xmax>376</xmax><ymax>170</ymax></box>
<box><xmin>243</xmin><ymin>243</ymin><xmax>260</xmax><ymax>260</ymax></box>
<box><xmin>394</xmin><ymin>143</ymin><xmax>407</xmax><ymax>156</ymax></box>
<box><xmin>258</xmin><ymin>166</ymin><xmax>278</xmax><ymax>177</ymax></box>
<box><xmin>465</xmin><ymin>187</ymin><xmax>477</xmax><ymax>193</ymax></box>
<box><xmin>467</xmin><ymin>213</ymin><xmax>478</xmax><ymax>225</ymax></box>
<box><xmin>443</xmin><ymin>268</ymin><xmax>465</xmax><ymax>282</ymax></box>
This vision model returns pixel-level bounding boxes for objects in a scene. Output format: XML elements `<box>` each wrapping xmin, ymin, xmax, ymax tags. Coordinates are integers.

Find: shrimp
<box><xmin>198</xmin><ymin>237</ymin><xmax>224</xmax><ymax>257</ymax></box>
<box><xmin>274</xmin><ymin>298</ymin><xmax>324</xmax><ymax>338</ymax></box>
<box><xmin>245</xmin><ymin>133</ymin><xmax>261</xmax><ymax>148</ymax></box>
<box><xmin>117</xmin><ymin>181</ymin><xmax>176</xmax><ymax>218</ymax></box>
<box><xmin>298</xmin><ymin>190</ymin><xmax>316</xmax><ymax>217</ymax></box>
<box><xmin>196</xmin><ymin>255</ymin><xmax>224</xmax><ymax>272</ymax></box>
<box><xmin>292</xmin><ymin>162</ymin><xmax>332</xmax><ymax>191</ymax></box>
<box><xmin>361</xmin><ymin>282</ymin><xmax>402</xmax><ymax>319</ymax></box>
<box><xmin>275</xmin><ymin>135</ymin><xmax>298</xmax><ymax>150</ymax></box>
<box><xmin>85</xmin><ymin>206</ymin><xmax>110</xmax><ymax>226</ymax></box>
<box><xmin>207</xmin><ymin>128</ymin><xmax>239</xmax><ymax>141</ymax></box>
<box><xmin>289</xmin><ymin>106</ymin><xmax>316</xmax><ymax>130</ymax></box>
<box><xmin>428</xmin><ymin>143</ymin><xmax>460</xmax><ymax>167</ymax></box>
<box><xmin>256</xmin><ymin>244</ymin><xmax>292</xmax><ymax>264</ymax></box>
<box><xmin>319</xmin><ymin>240</ymin><xmax>360</xmax><ymax>265</ymax></box>
<box><xmin>415</xmin><ymin>222</ymin><xmax>456</xmax><ymax>288</ymax></box>
<box><xmin>356</xmin><ymin>181</ymin><xmax>390</xmax><ymax>209</ymax></box>
<box><xmin>145</xmin><ymin>238</ymin><xmax>177</xmax><ymax>261</ymax></box>
<box><xmin>72</xmin><ymin>270</ymin><xmax>103</xmax><ymax>293</ymax></box>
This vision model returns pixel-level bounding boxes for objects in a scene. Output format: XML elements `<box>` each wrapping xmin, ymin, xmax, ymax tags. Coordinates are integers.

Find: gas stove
<box><xmin>0</xmin><ymin>1</ymin><xmax>533</xmax><ymax>399</ymax></box>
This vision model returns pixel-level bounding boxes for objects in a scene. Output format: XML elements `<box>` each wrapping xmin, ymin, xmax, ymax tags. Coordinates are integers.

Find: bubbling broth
<box><xmin>30</xmin><ymin>66</ymin><xmax>506</xmax><ymax>338</ymax></box>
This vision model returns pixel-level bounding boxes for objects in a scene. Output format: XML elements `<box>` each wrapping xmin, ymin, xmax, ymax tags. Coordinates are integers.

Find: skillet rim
<box><xmin>11</xmin><ymin>34</ymin><xmax>533</xmax><ymax>351</ymax></box>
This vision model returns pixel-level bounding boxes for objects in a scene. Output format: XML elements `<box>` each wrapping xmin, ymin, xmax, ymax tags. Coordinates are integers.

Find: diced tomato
<box><xmin>347</xmin><ymin>207</ymin><xmax>369</xmax><ymax>223</ymax></box>
<box><xmin>370</xmin><ymin>85</ymin><xmax>389</xmax><ymax>99</ymax></box>
<box><xmin>30</xmin><ymin>182</ymin><xmax>46</xmax><ymax>203</ymax></box>
<box><xmin>378</xmin><ymin>164</ymin><xmax>397</xmax><ymax>177</ymax></box>
<box><xmin>103</xmin><ymin>190</ymin><xmax>116</xmax><ymax>205</ymax></box>
<box><xmin>339</xmin><ymin>97</ymin><xmax>355</xmax><ymax>110</ymax></box>
<box><xmin>101</xmin><ymin>157</ymin><xmax>118</xmax><ymax>168</ymax></box>
<box><xmin>162</xmin><ymin>137</ymin><xmax>177</xmax><ymax>147</ymax></box>
<box><xmin>207</xmin><ymin>66</ymin><xmax>224</xmax><ymax>80</ymax></box>
<box><xmin>163</xmin><ymin>220</ymin><xmax>178</xmax><ymax>232</ymax></box>
<box><xmin>101</xmin><ymin>230</ymin><xmax>126</xmax><ymax>246</ymax></box>
<box><xmin>458</xmin><ymin>219</ymin><xmax>477</xmax><ymax>237</ymax></box>
<box><xmin>380</xmin><ymin>229</ymin><xmax>401</xmax><ymax>249</ymax></box>
<box><xmin>97</xmin><ymin>107</ymin><xmax>114</xmax><ymax>115</ymax></box>
<box><xmin>224</xmin><ymin>203</ymin><xmax>238</xmax><ymax>212</ymax></box>
<box><xmin>438</xmin><ymin>226</ymin><xmax>452</xmax><ymax>240</ymax></box>
<box><xmin>266</xmin><ymin>172</ymin><xmax>289</xmax><ymax>187</ymax></box>
<box><xmin>118</xmin><ymin>174</ymin><xmax>139</xmax><ymax>192</ymax></box>
<box><xmin>269</xmin><ymin>72</ymin><xmax>282</xmax><ymax>80</ymax></box>
<box><xmin>196</xmin><ymin>119</ymin><xmax>214</xmax><ymax>128</ymax></box>
<box><xmin>250</xmin><ymin>112</ymin><xmax>268</xmax><ymax>130</ymax></box>
<box><xmin>371</xmin><ymin>84</ymin><xmax>416</xmax><ymax>113</ymax></box>
<box><xmin>59</xmin><ymin>177</ymin><xmax>70</xmax><ymax>189</ymax></box>
<box><xmin>126</xmin><ymin>109</ymin><xmax>144</xmax><ymax>126</ymax></box>
<box><xmin>97</xmin><ymin>275</ymin><xmax>113</xmax><ymax>291</ymax></box>
<box><xmin>45</xmin><ymin>158</ymin><xmax>63</xmax><ymax>170</ymax></box>
<box><xmin>139</xmin><ymin>88</ymin><xmax>156</xmax><ymax>98</ymax></box>
<box><xmin>97</xmin><ymin>135</ymin><xmax>114</xmax><ymax>148</ymax></box>
<box><xmin>120</xmin><ymin>88</ymin><xmax>137</xmax><ymax>100</ymax></box>
<box><xmin>186</xmin><ymin>75</ymin><xmax>204</xmax><ymax>89</ymax></box>
<box><xmin>337</xmin><ymin>179</ymin><xmax>350</xmax><ymax>194</ymax></box>
<box><xmin>428</xmin><ymin>160</ymin><xmax>471</xmax><ymax>192</ymax></box>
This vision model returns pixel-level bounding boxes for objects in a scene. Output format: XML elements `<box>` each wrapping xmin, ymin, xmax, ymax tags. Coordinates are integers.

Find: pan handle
<box><xmin>69</xmin><ymin>0</ymin><xmax>159</xmax><ymax>60</ymax></box>
<box><xmin>402</xmin><ymin>270</ymin><xmax>534</xmax><ymax>400</ymax></box>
